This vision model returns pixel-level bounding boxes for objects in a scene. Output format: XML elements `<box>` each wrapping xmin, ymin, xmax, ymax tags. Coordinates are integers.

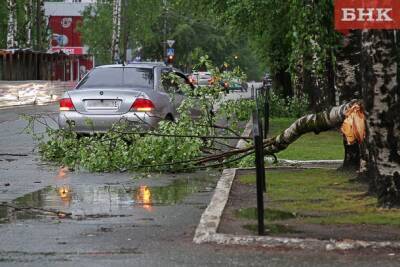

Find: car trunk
<box><xmin>68</xmin><ymin>88</ymin><xmax>144</xmax><ymax>115</ymax></box>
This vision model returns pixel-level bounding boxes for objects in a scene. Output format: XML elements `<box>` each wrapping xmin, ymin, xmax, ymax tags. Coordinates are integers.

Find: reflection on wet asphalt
<box><xmin>0</xmin><ymin>172</ymin><xmax>217</xmax><ymax>224</ymax></box>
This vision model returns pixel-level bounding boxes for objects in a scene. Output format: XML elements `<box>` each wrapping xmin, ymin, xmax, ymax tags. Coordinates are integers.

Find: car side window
<box><xmin>161</xmin><ymin>71</ymin><xmax>185</xmax><ymax>94</ymax></box>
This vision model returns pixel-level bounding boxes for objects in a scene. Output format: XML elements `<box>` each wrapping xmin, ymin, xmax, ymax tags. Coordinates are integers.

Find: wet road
<box><xmin>0</xmin><ymin>95</ymin><xmax>400</xmax><ymax>266</ymax></box>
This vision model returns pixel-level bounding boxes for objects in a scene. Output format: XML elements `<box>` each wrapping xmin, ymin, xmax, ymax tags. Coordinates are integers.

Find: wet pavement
<box><xmin>1</xmin><ymin>97</ymin><xmax>400</xmax><ymax>266</ymax></box>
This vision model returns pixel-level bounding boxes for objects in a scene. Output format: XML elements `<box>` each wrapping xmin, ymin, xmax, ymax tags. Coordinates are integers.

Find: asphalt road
<box><xmin>0</xmin><ymin>89</ymin><xmax>399</xmax><ymax>266</ymax></box>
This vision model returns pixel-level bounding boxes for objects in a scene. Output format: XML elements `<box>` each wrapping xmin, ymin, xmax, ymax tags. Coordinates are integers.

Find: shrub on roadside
<box><xmin>268</xmin><ymin>92</ymin><xmax>309</xmax><ymax>118</ymax></box>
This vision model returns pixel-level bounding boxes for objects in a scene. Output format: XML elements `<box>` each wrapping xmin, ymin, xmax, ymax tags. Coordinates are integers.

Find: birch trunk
<box><xmin>38</xmin><ymin>0</ymin><xmax>47</xmax><ymax>50</ymax></box>
<box><xmin>263</xmin><ymin>101</ymin><xmax>357</xmax><ymax>154</ymax></box>
<box><xmin>361</xmin><ymin>30</ymin><xmax>400</xmax><ymax>207</ymax></box>
<box><xmin>6</xmin><ymin>0</ymin><xmax>18</xmax><ymax>48</ymax></box>
<box><xmin>24</xmin><ymin>0</ymin><xmax>33</xmax><ymax>48</ymax></box>
<box><xmin>335</xmin><ymin>30</ymin><xmax>362</xmax><ymax>170</ymax></box>
<box><xmin>111</xmin><ymin>0</ymin><xmax>122</xmax><ymax>62</ymax></box>
<box><xmin>197</xmin><ymin>101</ymin><xmax>359</xmax><ymax>165</ymax></box>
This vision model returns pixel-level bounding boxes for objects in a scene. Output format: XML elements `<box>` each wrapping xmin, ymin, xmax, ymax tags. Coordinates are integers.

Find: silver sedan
<box><xmin>58</xmin><ymin>63</ymin><xmax>192</xmax><ymax>133</ymax></box>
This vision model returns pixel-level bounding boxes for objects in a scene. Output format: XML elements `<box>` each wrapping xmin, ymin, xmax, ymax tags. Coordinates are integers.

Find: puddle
<box><xmin>0</xmin><ymin>172</ymin><xmax>218</xmax><ymax>223</ymax></box>
<box><xmin>0</xmin><ymin>205</ymin><xmax>41</xmax><ymax>224</ymax></box>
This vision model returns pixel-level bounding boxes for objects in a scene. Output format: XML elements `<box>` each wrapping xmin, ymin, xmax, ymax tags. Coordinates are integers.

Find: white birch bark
<box><xmin>361</xmin><ymin>29</ymin><xmax>400</xmax><ymax>206</ymax></box>
<box><xmin>38</xmin><ymin>0</ymin><xmax>48</xmax><ymax>50</ymax></box>
<box><xmin>263</xmin><ymin>101</ymin><xmax>358</xmax><ymax>154</ymax></box>
<box><xmin>111</xmin><ymin>0</ymin><xmax>122</xmax><ymax>62</ymax></box>
<box><xmin>6</xmin><ymin>0</ymin><xmax>18</xmax><ymax>48</ymax></box>
<box><xmin>24</xmin><ymin>0</ymin><xmax>33</xmax><ymax>47</ymax></box>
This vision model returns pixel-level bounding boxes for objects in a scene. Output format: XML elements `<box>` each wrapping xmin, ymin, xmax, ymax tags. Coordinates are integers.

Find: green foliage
<box><xmin>268</xmin><ymin>92</ymin><xmax>309</xmax><ymax>118</ymax></box>
<box><xmin>207</xmin><ymin>0</ymin><xmax>342</xmax><ymax>105</ymax></box>
<box><xmin>79</xmin><ymin>2</ymin><xmax>114</xmax><ymax>65</ymax></box>
<box><xmin>0</xmin><ymin>0</ymin><xmax>49</xmax><ymax>50</ymax></box>
<box><xmin>77</xmin><ymin>0</ymin><xmax>263</xmax><ymax>79</ymax></box>
<box><xmin>0</xmin><ymin>2</ymin><xmax>7</xmax><ymax>48</ymax></box>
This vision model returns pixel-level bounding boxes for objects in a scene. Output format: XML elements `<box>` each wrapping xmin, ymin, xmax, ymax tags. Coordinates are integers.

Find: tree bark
<box><xmin>361</xmin><ymin>30</ymin><xmax>400</xmax><ymax>207</ymax></box>
<box><xmin>6</xmin><ymin>0</ymin><xmax>18</xmax><ymax>49</ymax></box>
<box><xmin>38</xmin><ymin>0</ymin><xmax>47</xmax><ymax>50</ymax></box>
<box><xmin>111</xmin><ymin>0</ymin><xmax>122</xmax><ymax>62</ymax></box>
<box><xmin>24</xmin><ymin>0</ymin><xmax>33</xmax><ymax>48</ymax></box>
<box><xmin>335</xmin><ymin>30</ymin><xmax>362</xmax><ymax>170</ymax></box>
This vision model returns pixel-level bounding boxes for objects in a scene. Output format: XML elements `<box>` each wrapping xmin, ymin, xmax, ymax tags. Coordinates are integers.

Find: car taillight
<box><xmin>189</xmin><ymin>76</ymin><xmax>196</xmax><ymax>84</ymax></box>
<box><xmin>59</xmin><ymin>98</ymin><xmax>75</xmax><ymax>111</ymax></box>
<box><xmin>131</xmin><ymin>98</ymin><xmax>155</xmax><ymax>112</ymax></box>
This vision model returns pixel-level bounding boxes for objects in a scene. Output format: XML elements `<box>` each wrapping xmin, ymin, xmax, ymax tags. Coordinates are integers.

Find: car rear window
<box><xmin>76</xmin><ymin>67</ymin><xmax>154</xmax><ymax>89</ymax></box>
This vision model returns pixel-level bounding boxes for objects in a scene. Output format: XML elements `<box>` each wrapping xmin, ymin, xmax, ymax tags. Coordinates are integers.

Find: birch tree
<box><xmin>111</xmin><ymin>0</ymin><xmax>122</xmax><ymax>62</ymax></box>
<box><xmin>6</xmin><ymin>0</ymin><xmax>17</xmax><ymax>48</ymax></box>
<box><xmin>24</xmin><ymin>0</ymin><xmax>33</xmax><ymax>48</ymax></box>
<box><xmin>335</xmin><ymin>30</ymin><xmax>362</xmax><ymax>170</ymax></box>
<box><xmin>361</xmin><ymin>30</ymin><xmax>400</xmax><ymax>207</ymax></box>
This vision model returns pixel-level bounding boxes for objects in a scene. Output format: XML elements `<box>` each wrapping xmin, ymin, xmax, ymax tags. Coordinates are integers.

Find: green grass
<box><xmin>238</xmin><ymin>168</ymin><xmax>400</xmax><ymax>226</ymax></box>
<box><xmin>268</xmin><ymin>118</ymin><xmax>344</xmax><ymax>160</ymax></box>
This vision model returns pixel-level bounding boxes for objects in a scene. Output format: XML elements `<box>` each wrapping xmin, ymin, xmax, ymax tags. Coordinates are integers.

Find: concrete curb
<box><xmin>236</xmin><ymin>120</ymin><xmax>252</xmax><ymax>149</ymax></box>
<box><xmin>193</xmin><ymin>167</ymin><xmax>400</xmax><ymax>250</ymax></box>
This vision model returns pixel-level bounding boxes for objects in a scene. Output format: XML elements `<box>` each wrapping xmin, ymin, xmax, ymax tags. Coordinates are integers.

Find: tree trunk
<box><xmin>274</xmin><ymin>68</ymin><xmax>293</xmax><ymax>98</ymax></box>
<box><xmin>6</xmin><ymin>0</ymin><xmax>18</xmax><ymax>49</ymax></box>
<box><xmin>24</xmin><ymin>0</ymin><xmax>33</xmax><ymax>48</ymax></box>
<box><xmin>361</xmin><ymin>30</ymin><xmax>400</xmax><ymax>207</ymax></box>
<box><xmin>335</xmin><ymin>30</ymin><xmax>362</xmax><ymax>170</ymax></box>
<box><xmin>38</xmin><ymin>0</ymin><xmax>47</xmax><ymax>50</ymax></box>
<box><xmin>111</xmin><ymin>0</ymin><xmax>122</xmax><ymax>62</ymax></box>
<box><xmin>263</xmin><ymin>101</ymin><xmax>357</xmax><ymax>155</ymax></box>
<box><xmin>197</xmin><ymin>101</ymin><xmax>359</xmax><ymax>166</ymax></box>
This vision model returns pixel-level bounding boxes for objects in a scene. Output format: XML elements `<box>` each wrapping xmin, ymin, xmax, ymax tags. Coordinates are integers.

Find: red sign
<box><xmin>51</xmin><ymin>47</ymin><xmax>84</xmax><ymax>55</ymax></box>
<box><xmin>335</xmin><ymin>0</ymin><xmax>400</xmax><ymax>30</ymax></box>
<box><xmin>49</xmin><ymin>16</ymin><xmax>83</xmax><ymax>48</ymax></box>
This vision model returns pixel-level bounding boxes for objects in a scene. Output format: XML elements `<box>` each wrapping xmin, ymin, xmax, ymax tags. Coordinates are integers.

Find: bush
<box><xmin>268</xmin><ymin>92</ymin><xmax>309</xmax><ymax>118</ymax></box>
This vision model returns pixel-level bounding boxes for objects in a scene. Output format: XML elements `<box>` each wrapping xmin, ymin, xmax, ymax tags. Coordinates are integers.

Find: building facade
<box><xmin>45</xmin><ymin>1</ymin><xmax>94</xmax><ymax>81</ymax></box>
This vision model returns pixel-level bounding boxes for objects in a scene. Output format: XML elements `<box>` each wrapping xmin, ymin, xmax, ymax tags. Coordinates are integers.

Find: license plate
<box><xmin>85</xmin><ymin>99</ymin><xmax>121</xmax><ymax>108</ymax></box>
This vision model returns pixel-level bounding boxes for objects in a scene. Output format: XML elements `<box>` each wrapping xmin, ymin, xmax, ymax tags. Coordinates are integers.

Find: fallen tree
<box><xmin>25</xmin><ymin>98</ymin><xmax>361</xmax><ymax>172</ymax></box>
<box><xmin>194</xmin><ymin>100</ymin><xmax>361</xmax><ymax>166</ymax></box>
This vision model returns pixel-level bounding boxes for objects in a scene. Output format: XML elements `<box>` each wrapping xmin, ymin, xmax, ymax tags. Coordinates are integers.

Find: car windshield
<box><xmin>76</xmin><ymin>67</ymin><xmax>154</xmax><ymax>89</ymax></box>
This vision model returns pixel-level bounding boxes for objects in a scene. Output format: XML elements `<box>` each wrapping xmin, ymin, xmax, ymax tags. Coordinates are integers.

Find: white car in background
<box><xmin>189</xmin><ymin>71</ymin><xmax>213</xmax><ymax>86</ymax></box>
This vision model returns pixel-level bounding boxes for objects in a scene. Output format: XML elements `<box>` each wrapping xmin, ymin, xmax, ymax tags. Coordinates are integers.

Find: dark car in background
<box><xmin>220</xmin><ymin>78</ymin><xmax>248</xmax><ymax>93</ymax></box>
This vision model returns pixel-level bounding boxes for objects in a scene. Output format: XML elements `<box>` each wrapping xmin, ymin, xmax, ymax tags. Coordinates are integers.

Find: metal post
<box><xmin>264</xmin><ymin>86</ymin><xmax>270</xmax><ymax>139</ymax></box>
<box><xmin>252</xmin><ymin>111</ymin><xmax>265</xmax><ymax>236</ymax></box>
<box><xmin>254</xmin><ymin>86</ymin><xmax>266</xmax><ymax>192</ymax></box>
